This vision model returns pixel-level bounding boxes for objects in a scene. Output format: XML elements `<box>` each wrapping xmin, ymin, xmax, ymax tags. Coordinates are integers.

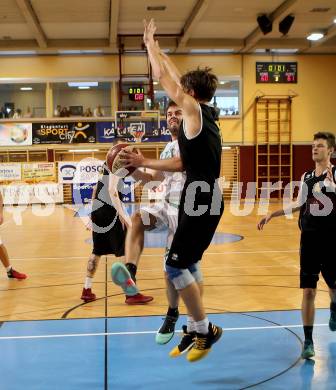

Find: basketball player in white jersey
<box><xmin>114</xmin><ymin>100</ymin><xmax>186</xmax><ymax>344</ymax></box>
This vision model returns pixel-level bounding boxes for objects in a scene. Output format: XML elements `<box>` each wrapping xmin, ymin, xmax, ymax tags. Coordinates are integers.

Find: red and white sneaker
<box><xmin>125</xmin><ymin>293</ymin><xmax>153</xmax><ymax>305</ymax></box>
<box><xmin>81</xmin><ymin>288</ymin><xmax>96</xmax><ymax>302</ymax></box>
<box><xmin>7</xmin><ymin>268</ymin><xmax>27</xmax><ymax>280</ymax></box>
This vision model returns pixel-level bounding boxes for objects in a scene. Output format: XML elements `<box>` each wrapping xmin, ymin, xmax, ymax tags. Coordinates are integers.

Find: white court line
<box><xmin>11</xmin><ymin>249</ymin><xmax>299</xmax><ymax>261</ymax></box>
<box><xmin>0</xmin><ymin>323</ymin><xmax>328</xmax><ymax>341</ymax></box>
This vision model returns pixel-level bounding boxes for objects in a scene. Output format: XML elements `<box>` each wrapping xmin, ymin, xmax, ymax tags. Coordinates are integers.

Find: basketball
<box><xmin>106</xmin><ymin>143</ymin><xmax>137</xmax><ymax>176</ymax></box>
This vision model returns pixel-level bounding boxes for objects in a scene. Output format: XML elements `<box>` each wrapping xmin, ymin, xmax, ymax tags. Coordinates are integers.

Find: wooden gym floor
<box><xmin>0</xmin><ymin>202</ymin><xmax>331</xmax><ymax>322</ymax></box>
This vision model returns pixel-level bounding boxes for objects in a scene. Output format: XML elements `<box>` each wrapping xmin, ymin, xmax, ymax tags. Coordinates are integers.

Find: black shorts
<box><xmin>91</xmin><ymin>204</ymin><xmax>126</xmax><ymax>257</ymax></box>
<box><xmin>166</xmin><ymin>184</ymin><xmax>224</xmax><ymax>269</ymax></box>
<box><xmin>300</xmin><ymin>231</ymin><xmax>336</xmax><ymax>289</ymax></box>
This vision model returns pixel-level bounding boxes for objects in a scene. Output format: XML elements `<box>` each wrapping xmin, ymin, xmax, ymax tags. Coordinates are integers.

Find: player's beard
<box><xmin>169</xmin><ymin>124</ymin><xmax>179</xmax><ymax>137</ymax></box>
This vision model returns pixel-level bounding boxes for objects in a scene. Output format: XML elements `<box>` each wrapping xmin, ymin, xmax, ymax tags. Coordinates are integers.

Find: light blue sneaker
<box><xmin>301</xmin><ymin>340</ymin><xmax>315</xmax><ymax>359</ymax></box>
<box><xmin>155</xmin><ymin>315</ymin><xmax>179</xmax><ymax>345</ymax></box>
<box><xmin>111</xmin><ymin>262</ymin><xmax>139</xmax><ymax>296</ymax></box>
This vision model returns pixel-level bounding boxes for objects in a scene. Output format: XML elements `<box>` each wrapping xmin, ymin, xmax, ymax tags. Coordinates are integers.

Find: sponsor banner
<box><xmin>96</xmin><ymin>122</ymin><xmax>116</xmax><ymax>143</ymax></box>
<box><xmin>58</xmin><ymin>158</ymin><xmax>104</xmax><ymax>184</ymax></box>
<box><xmin>72</xmin><ymin>183</ymin><xmax>95</xmax><ymax>204</ymax></box>
<box><xmin>22</xmin><ymin>163</ymin><xmax>55</xmax><ymax>181</ymax></box>
<box><xmin>1</xmin><ymin>183</ymin><xmax>63</xmax><ymax>204</ymax></box>
<box><xmin>0</xmin><ymin>123</ymin><xmax>32</xmax><ymax>146</ymax></box>
<box><xmin>32</xmin><ymin>122</ymin><xmax>96</xmax><ymax>144</ymax></box>
<box><xmin>0</xmin><ymin>163</ymin><xmax>21</xmax><ymax>181</ymax></box>
<box><xmin>125</xmin><ymin>120</ymin><xmax>172</xmax><ymax>143</ymax></box>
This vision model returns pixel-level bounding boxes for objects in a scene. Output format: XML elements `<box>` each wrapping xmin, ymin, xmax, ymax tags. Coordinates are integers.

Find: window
<box><xmin>0</xmin><ymin>83</ymin><xmax>46</xmax><ymax>118</ymax></box>
<box><xmin>153</xmin><ymin>78</ymin><xmax>241</xmax><ymax>117</ymax></box>
<box><xmin>211</xmin><ymin>78</ymin><xmax>241</xmax><ymax>117</ymax></box>
<box><xmin>52</xmin><ymin>82</ymin><xmax>112</xmax><ymax>117</ymax></box>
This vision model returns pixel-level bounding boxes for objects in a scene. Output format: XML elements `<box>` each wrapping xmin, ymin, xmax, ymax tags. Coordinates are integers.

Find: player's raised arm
<box><xmin>143</xmin><ymin>19</ymin><xmax>200</xmax><ymax>137</ymax></box>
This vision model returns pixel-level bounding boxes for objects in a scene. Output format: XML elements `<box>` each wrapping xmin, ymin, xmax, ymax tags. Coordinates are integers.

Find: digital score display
<box><xmin>128</xmin><ymin>87</ymin><xmax>145</xmax><ymax>101</ymax></box>
<box><xmin>256</xmin><ymin>62</ymin><xmax>297</xmax><ymax>83</ymax></box>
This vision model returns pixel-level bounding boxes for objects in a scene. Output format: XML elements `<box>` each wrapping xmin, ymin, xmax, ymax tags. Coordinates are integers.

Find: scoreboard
<box><xmin>128</xmin><ymin>87</ymin><xmax>145</xmax><ymax>101</ymax></box>
<box><xmin>256</xmin><ymin>62</ymin><xmax>297</xmax><ymax>83</ymax></box>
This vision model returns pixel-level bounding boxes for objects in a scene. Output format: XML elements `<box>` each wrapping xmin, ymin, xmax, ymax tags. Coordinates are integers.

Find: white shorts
<box><xmin>140</xmin><ymin>201</ymin><xmax>178</xmax><ymax>248</ymax></box>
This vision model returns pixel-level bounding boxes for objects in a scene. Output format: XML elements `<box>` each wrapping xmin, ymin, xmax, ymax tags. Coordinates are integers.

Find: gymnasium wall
<box><xmin>1</xmin><ymin>53</ymin><xmax>335</xmax><ymax>144</ymax></box>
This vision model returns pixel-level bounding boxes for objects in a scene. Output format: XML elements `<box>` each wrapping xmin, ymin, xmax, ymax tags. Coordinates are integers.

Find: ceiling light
<box><xmin>68</xmin><ymin>82</ymin><xmax>98</xmax><ymax>87</ymax></box>
<box><xmin>20</xmin><ymin>87</ymin><xmax>33</xmax><ymax>91</ymax></box>
<box><xmin>0</xmin><ymin>50</ymin><xmax>36</xmax><ymax>56</ymax></box>
<box><xmin>219</xmin><ymin>81</ymin><xmax>228</xmax><ymax>85</ymax></box>
<box><xmin>78</xmin><ymin>86</ymin><xmax>90</xmax><ymax>89</ymax></box>
<box><xmin>212</xmin><ymin>49</ymin><xmax>235</xmax><ymax>53</ymax></box>
<box><xmin>310</xmin><ymin>8</ymin><xmax>330</xmax><ymax>13</ymax></box>
<box><xmin>153</xmin><ymin>81</ymin><xmax>159</xmax><ymax>85</ymax></box>
<box><xmin>81</xmin><ymin>50</ymin><xmax>103</xmax><ymax>54</ymax></box>
<box><xmin>307</xmin><ymin>32</ymin><xmax>324</xmax><ymax>41</ymax></box>
<box><xmin>68</xmin><ymin>149</ymin><xmax>99</xmax><ymax>153</ymax></box>
<box><xmin>271</xmin><ymin>48</ymin><xmax>298</xmax><ymax>53</ymax></box>
<box><xmin>147</xmin><ymin>6</ymin><xmax>166</xmax><ymax>11</ymax></box>
<box><xmin>334</xmin><ymin>18</ymin><xmax>336</xmax><ymax>24</ymax></box>
<box><xmin>58</xmin><ymin>49</ymin><xmax>103</xmax><ymax>55</ymax></box>
<box><xmin>189</xmin><ymin>49</ymin><xmax>234</xmax><ymax>54</ymax></box>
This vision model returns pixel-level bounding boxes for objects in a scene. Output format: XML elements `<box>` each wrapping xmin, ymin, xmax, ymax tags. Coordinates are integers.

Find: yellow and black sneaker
<box><xmin>186</xmin><ymin>322</ymin><xmax>223</xmax><ymax>362</ymax></box>
<box><xmin>169</xmin><ymin>325</ymin><xmax>196</xmax><ymax>357</ymax></box>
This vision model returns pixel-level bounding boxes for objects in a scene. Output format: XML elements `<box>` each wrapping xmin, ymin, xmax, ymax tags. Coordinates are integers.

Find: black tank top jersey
<box><xmin>93</xmin><ymin>166</ymin><xmax>122</xmax><ymax>206</ymax></box>
<box><xmin>178</xmin><ymin>104</ymin><xmax>222</xmax><ymax>184</ymax></box>
<box><xmin>299</xmin><ymin>167</ymin><xmax>336</xmax><ymax>232</ymax></box>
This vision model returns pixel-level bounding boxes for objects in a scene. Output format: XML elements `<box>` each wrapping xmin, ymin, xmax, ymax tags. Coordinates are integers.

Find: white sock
<box><xmin>6</xmin><ymin>266</ymin><xmax>12</xmax><ymax>272</ymax></box>
<box><xmin>187</xmin><ymin>316</ymin><xmax>196</xmax><ymax>333</ymax></box>
<box><xmin>84</xmin><ymin>277</ymin><xmax>93</xmax><ymax>289</ymax></box>
<box><xmin>195</xmin><ymin>318</ymin><xmax>209</xmax><ymax>335</ymax></box>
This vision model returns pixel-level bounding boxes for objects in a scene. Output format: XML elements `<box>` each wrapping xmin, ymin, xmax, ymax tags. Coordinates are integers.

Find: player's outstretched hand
<box><xmin>143</xmin><ymin>18</ymin><xmax>157</xmax><ymax>47</ymax></box>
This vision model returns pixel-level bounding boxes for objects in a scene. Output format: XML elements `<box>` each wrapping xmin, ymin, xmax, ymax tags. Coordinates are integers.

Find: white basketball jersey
<box><xmin>157</xmin><ymin>140</ymin><xmax>185</xmax><ymax>205</ymax></box>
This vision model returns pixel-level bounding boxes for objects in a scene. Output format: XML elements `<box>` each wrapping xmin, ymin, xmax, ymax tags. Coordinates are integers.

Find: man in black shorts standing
<box><xmin>141</xmin><ymin>19</ymin><xmax>224</xmax><ymax>362</ymax></box>
<box><xmin>258</xmin><ymin>132</ymin><xmax>336</xmax><ymax>359</ymax></box>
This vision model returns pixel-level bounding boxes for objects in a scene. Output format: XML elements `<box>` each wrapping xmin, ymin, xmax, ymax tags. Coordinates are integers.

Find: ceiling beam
<box><xmin>109</xmin><ymin>0</ymin><xmax>120</xmax><ymax>49</ymax></box>
<box><xmin>176</xmin><ymin>0</ymin><xmax>211</xmax><ymax>52</ymax></box>
<box><xmin>240</xmin><ymin>0</ymin><xmax>299</xmax><ymax>53</ymax></box>
<box><xmin>254</xmin><ymin>38</ymin><xmax>309</xmax><ymax>50</ymax></box>
<box><xmin>0</xmin><ymin>39</ymin><xmax>109</xmax><ymax>51</ymax></box>
<box><xmin>187</xmin><ymin>38</ymin><xmax>244</xmax><ymax>51</ymax></box>
<box><xmin>303</xmin><ymin>23</ymin><xmax>336</xmax><ymax>52</ymax></box>
<box><xmin>15</xmin><ymin>0</ymin><xmax>47</xmax><ymax>48</ymax></box>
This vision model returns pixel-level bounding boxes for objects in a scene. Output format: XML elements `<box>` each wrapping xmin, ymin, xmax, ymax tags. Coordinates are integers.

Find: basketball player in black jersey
<box><xmin>258</xmin><ymin>132</ymin><xmax>336</xmax><ymax>359</ymax></box>
<box><xmin>141</xmin><ymin>19</ymin><xmax>224</xmax><ymax>362</ymax></box>
<box><xmin>81</xmin><ymin>158</ymin><xmax>153</xmax><ymax>305</ymax></box>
